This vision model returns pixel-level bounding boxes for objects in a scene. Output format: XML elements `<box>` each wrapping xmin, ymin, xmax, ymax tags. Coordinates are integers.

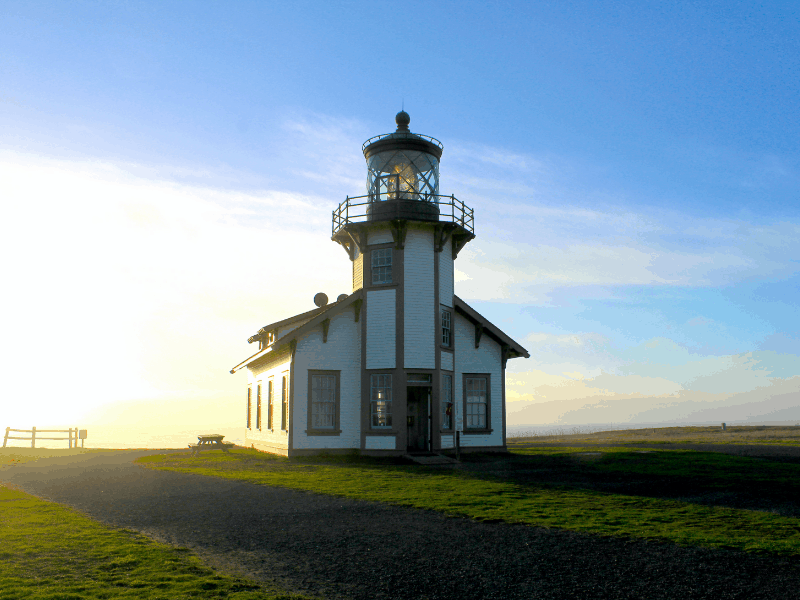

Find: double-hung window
<box><xmin>464</xmin><ymin>375</ymin><xmax>489</xmax><ymax>430</ymax></box>
<box><xmin>371</xmin><ymin>248</ymin><xmax>392</xmax><ymax>284</ymax></box>
<box><xmin>268</xmin><ymin>379</ymin><xmax>274</xmax><ymax>430</ymax></box>
<box><xmin>441</xmin><ymin>374</ymin><xmax>453</xmax><ymax>430</ymax></box>
<box><xmin>256</xmin><ymin>384</ymin><xmax>262</xmax><ymax>430</ymax></box>
<box><xmin>370</xmin><ymin>374</ymin><xmax>393</xmax><ymax>428</ymax></box>
<box><xmin>246</xmin><ymin>387</ymin><xmax>252</xmax><ymax>429</ymax></box>
<box><xmin>281</xmin><ymin>374</ymin><xmax>288</xmax><ymax>431</ymax></box>
<box><xmin>309</xmin><ymin>371</ymin><xmax>338</xmax><ymax>431</ymax></box>
<box><xmin>441</xmin><ymin>309</ymin><xmax>452</xmax><ymax>347</ymax></box>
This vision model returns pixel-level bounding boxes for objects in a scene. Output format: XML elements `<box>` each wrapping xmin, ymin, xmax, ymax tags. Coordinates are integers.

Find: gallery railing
<box><xmin>332</xmin><ymin>193</ymin><xmax>474</xmax><ymax>238</ymax></box>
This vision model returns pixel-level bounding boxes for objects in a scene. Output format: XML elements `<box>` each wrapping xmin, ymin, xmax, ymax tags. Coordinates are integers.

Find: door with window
<box><xmin>406</xmin><ymin>386</ymin><xmax>430</xmax><ymax>452</ymax></box>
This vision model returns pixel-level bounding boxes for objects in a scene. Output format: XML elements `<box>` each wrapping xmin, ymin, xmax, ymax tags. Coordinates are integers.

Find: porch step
<box><xmin>404</xmin><ymin>453</ymin><xmax>459</xmax><ymax>465</ymax></box>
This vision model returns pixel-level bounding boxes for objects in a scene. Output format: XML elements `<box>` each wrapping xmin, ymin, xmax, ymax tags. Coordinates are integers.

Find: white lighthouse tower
<box><xmin>232</xmin><ymin>112</ymin><xmax>528</xmax><ymax>456</ymax></box>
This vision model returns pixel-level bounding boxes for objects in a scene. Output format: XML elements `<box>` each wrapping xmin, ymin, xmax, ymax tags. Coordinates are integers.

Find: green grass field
<box><xmin>137</xmin><ymin>446</ymin><xmax>800</xmax><ymax>556</ymax></box>
<box><xmin>0</xmin><ymin>484</ymin><xmax>312</xmax><ymax>599</ymax></box>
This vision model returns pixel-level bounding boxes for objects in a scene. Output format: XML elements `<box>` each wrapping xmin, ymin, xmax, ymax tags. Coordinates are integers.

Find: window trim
<box><xmin>256</xmin><ymin>383</ymin><xmax>262</xmax><ymax>430</ymax></box>
<box><xmin>246</xmin><ymin>386</ymin><xmax>252</xmax><ymax>429</ymax></box>
<box><xmin>281</xmin><ymin>372</ymin><xmax>288</xmax><ymax>431</ymax></box>
<box><xmin>268</xmin><ymin>378</ymin><xmax>274</xmax><ymax>430</ymax></box>
<box><xmin>306</xmin><ymin>369</ymin><xmax>342</xmax><ymax>435</ymax></box>
<box><xmin>440</xmin><ymin>373</ymin><xmax>454</xmax><ymax>432</ymax></box>
<box><xmin>441</xmin><ymin>308</ymin><xmax>452</xmax><ymax>348</ymax></box>
<box><xmin>462</xmin><ymin>373</ymin><xmax>492</xmax><ymax>433</ymax></box>
<box><xmin>369</xmin><ymin>244</ymin><xmax>394</xmax><ymax>286</ymax></box>
<box><xmin>370</xmin><ymin>373</ymin><xmax>393</xmax><ymax>430</ymax></box>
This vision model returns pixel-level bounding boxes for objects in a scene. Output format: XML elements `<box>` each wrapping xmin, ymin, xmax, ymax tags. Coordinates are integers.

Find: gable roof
<box><xmin>230</xmin><ymin>290</ymin><xmax>364</xmax><ymax>374</ymax></box>
<box><xmin>453</xmin><ymin>295</ymin><xmax>530</xmax><ymax>360</ymax></box>
<box><xmin>247</xmin><ymin>305</ymin><xmax>332</xmax><ymax>344</ymax></box>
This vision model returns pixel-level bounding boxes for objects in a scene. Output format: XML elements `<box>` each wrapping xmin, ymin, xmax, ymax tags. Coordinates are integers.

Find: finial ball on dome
<box><xmin>395</xmin><ymin>110</ymin><xmax>410</xmax><ymax>132</ymax></box>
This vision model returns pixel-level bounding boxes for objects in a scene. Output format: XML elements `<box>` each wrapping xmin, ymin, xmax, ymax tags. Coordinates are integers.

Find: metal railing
<box><xmin>332</xmin><ymin>194</ymin><xmax>474</xmax><ymax>238</ymax></box>
<box><xmin>362</xmin><ymin>132</ymin><xmax>444</xmax><ymax>153</ymax></box>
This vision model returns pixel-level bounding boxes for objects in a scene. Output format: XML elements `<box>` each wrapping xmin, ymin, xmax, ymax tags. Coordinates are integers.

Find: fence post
<box><xmin>2</xmin><ymin>427</ymin><xmax>8</xmax><ymax>448</ymax></box>
<box><xmin>31</xmin><ymin>426</ymin><xmax>36</xmax><ymax>448</ymax></box>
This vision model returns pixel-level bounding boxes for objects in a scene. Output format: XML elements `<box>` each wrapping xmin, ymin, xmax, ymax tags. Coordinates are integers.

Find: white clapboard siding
<box><xmin>404</xmin><ymin>228</ymin><xmax>435</xmax><ymax>369</ymax></box>
<box><xmin>353</xmin><ymin>252</ymin><xmax>363</xmax><ymax>291</ymax></box>
<box><xmin>365</xmin><ymin>435</ymin><xmax>396</xmax><ymax>450</ymax></box>
<box><xmin>368</xmin><ymin>229</ymin><xmax>393</xmax><ymax>245</ymax></box>
<box><xmin>245</xmin><ymin>356</ymin><xmax>292</xmax><ymax>454</ymax></box>
<box><xmin>366</xmin><ymin>289</ymin><xmax>396</xmax><ymax>369</ymax></box>
<box><xmin>438</xmin><ymin>238</ymin><xmax>454</xmax><ymax>308</ymax></box>
<box><xmin>292</xmin><ymin>310</ymin><xmax>362</xmax><ymax>449</ymax></box>
<box><xmin>453</xmin><ymin>311</ymin><xmax>503</xmax><ymax>448</ymax></box>
<box><xmin>441</xmin><ymin>350</ymin><xmax>454</xmax><ymax>372</ymax></box>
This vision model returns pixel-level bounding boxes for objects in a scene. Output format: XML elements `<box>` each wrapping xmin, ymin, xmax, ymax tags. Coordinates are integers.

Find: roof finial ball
<box><xmin>395</xmin><ymin>110</ymin><xmax>411</xmax><ymax>133</ymax></box>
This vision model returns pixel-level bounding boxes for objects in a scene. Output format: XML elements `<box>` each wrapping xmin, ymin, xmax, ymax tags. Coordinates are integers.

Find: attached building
<box><xmin>230</xmin><ymin>112</ymin><xmax>528</xmax><ymax>456</ymax></box>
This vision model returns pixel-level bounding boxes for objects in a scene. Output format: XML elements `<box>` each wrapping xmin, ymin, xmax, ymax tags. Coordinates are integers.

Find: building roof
<box><xmin>230</xmin><ymin>290</ymin><xmax>364</xmax><ymax>374</ymax></box>
<box><xmin>453</xmin><ymin>296</ymin><xmax>530</xmax><ymax>360</ymax></box>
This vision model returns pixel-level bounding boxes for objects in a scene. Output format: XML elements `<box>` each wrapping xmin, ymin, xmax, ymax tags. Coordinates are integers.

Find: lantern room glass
<box><xmin>366</xmin><ymin>148</ymin><xmax>439</xmax><ymax>202</ymax></box>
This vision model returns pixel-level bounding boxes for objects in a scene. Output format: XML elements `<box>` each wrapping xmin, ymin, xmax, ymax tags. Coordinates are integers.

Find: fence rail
<box><xmin>3</xmin><ymin>427</ymin><xmax>87</xmax><ymax>449</ymax></box>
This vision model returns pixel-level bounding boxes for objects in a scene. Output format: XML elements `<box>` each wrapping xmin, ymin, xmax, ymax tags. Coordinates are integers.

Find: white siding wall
<box><xmin>365</xmin><ymin>435</ymin><xmax>396</xmax><ymax>450</ymax></box>
<box><xmin>438</xmin><ymin>238</ymin><xmax>454</xmax><ymax>308</ymax></box>
<box><xmin>453</xmin><ymin>312</ymin><xmax>504</xmax><ymax>448</ymax></box>
<box><xmin>368</xmin><ymin>229</ymin><xmax>393</xmax><ymax>245</ymax></box>
<box><xmin>246</xmin><ymin>355</ymin><xmax>292</xmax><ymax>454</ymax></box>
<box><xmin>441</xmin><ymin>350</ymin><xmax>454</xmax><ymax>372</ymax></box>
<box><xmin>292</xmin><ymin>310</ymin><xmax>362</xmax><ymax>449</ymax></box>
<box><xmin>404</xmin><ymin>228</ymin><xmax>435</xmax><ymax>369</ymax></box>
<box><xmin>366</xmin><ymin>289</ymin><xmax>396</xmax><ymax>369</ymax></box>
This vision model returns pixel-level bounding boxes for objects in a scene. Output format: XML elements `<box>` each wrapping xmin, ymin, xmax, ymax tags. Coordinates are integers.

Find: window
<box><xmin>464</xmin><ymin>375</ymin><xmax>489</xmax><ymax>430</ymax></box>
<box><xmin>370</xmin><ymin>374</ymin><xmax>393</xmax><ymax>428</ymax></box>
<box><xmin>309</xmin><ymin>371</ymin><xmax>338</xmax><ymax>431</ymax></box>
<box><xmin>281</xmin><ymin>374</ymin><xmax>288</xmax><ymax>431</ymax></box>
<box><xmin>268</xmin><ymin>379</ymin><xmax>274</xmax><ymax>430</ymax></box>
<box><xmin>246</xmin><ymin>387</ymin><xmax>252</xmax><ymax>429</ymax></box>
<box><xmin>256</xmin><ymin>384</ymin><xmax>262</xmax><ymax>430</ymax></box>
<box><xmin>441</xmin><ymin>374</ymin><xmax>453</xmax><ymax>430</ymax></box>
<box><xmin>441</xmin><ymin>309</ymin><xmax>452</xmax><ymax>347</ymax></box>
<box><xmin>371</xmin><ymin>248</ymin><xmax>392</xmax><ymax>284</ymax></box>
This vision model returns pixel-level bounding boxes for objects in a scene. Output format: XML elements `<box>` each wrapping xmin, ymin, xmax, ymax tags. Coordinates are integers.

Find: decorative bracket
<box><xmin>475</xmin><ymin>324</ymin><xmax>483</xmax><ymax>349</ymax></box>
<box><xmin>353</xmin><ymin>298</ymin><xmax>363</xmax><ymax>323</ymax></box>
<box><xmin>390</xmin><ymin>220</ymin><xmax>408</xmax><ymax>249</ymax></box>
<box><xmin>434</xmin><ymin>224</ymin><xmax>452</xmax><ymax>253</ymax></box>
<box><xmin>289</xmin><ymin>339</ymin><xmax>297</xmax><ymax>359</ymax></box>
<box><xmin>501</xmin><ymin>345</ymin><xmax>510</xmax><ymax>369</ymax></box>
<box><xmin>321</xmin><ymin>318</ymin><xmax>330</xmax><ymax>343</ymax></box>
<box><xmin>347</xmin><ymin>228</ymin><xmax>367</xmax><ymax>255</ymax></box>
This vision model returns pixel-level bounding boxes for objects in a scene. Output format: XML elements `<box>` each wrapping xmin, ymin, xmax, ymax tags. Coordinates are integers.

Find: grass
<box><xmin>508</xmin><ymin>424</ymin><xmax>800</xmax><ymax>446</ymax></box>
<box><xmin>138</xmin><ymin>447</ymin><xmax>800</xmax><ymax>556</ymax></box>
<box><xmin>0</xmin><ymin>484</ymin><xmax>313</xmax><ymax>599</ymax></box>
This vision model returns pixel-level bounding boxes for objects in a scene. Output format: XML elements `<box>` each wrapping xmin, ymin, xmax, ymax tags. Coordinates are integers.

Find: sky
<box><xmin>1</xmin><ymin>1</ymin><xmax>799</xmax><ymax>446</ymax></box>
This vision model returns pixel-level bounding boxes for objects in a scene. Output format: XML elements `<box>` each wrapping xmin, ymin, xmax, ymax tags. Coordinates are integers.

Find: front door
<box><xmin>406</xmin><ymin>386</ymin><xmax>430</xmax><ymax>452</ymax></box>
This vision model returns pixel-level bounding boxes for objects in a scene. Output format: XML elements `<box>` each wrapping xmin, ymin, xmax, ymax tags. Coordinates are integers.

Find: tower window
<box><xmin>441</xmin><ymin>309</ymin><xmax>452</xmax><ymax>347</ymax></box>
<box><xmin>441</xmin><ymin>374</ymin><xmax>453</xmax><ymax>430</ymax></box>
<box><xmin>371</xmin><ymin>248</ymin><xmax>392</xmax><ymax>284</ymax></box>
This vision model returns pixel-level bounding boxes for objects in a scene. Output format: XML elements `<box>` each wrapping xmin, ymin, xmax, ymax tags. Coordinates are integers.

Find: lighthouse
<box><xmin>231</xmin><ymin>112</ymin><xmax>528</xmax><ymax>456</ymax></box>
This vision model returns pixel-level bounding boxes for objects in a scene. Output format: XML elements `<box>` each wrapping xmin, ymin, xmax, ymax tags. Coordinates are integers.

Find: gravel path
<box><xmin>3</xmin><ymin>450</ymin><xmax>800</xmax><ymax>600</ymax></box>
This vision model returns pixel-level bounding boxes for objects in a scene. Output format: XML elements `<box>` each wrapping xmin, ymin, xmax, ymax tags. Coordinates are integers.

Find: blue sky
<box><xmin>1</xmin><ymin>1</ymin><xmax>798</xmax><ymax>443</ymax></box>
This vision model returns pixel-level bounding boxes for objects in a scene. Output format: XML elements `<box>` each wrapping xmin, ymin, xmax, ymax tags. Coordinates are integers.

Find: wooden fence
<box><xmin>3</xmin><ymin>427</ymin><xmax>87</xmax><ymax>449</ymax></box>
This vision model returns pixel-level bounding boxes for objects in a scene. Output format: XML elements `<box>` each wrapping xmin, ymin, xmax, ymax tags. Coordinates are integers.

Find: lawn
<box><xmin>0</xmin><ymin>484</ymin><xmax>312</xmax><ymax>599</ymax></box>
<box><xmin>138</xmin><ymin>447</ymin><xmax>800</xmax><ymax>556</ymax></box>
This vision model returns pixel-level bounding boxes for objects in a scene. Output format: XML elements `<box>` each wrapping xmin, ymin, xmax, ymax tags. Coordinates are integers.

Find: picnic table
<box><xmin>188</xmin><ymin>434</ymin><xmax>235</xmax><ymax>456</ymax></box>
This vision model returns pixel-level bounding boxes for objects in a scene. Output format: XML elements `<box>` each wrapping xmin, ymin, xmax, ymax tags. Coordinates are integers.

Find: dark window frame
<box><xmin>441</xmin><ymin>373</ymin><xmax>453</xmax><ymax>431</ymax></box>
<box><xmin>370</xmin><ymin>373</ymin><xmax>393</xmax><ymax>429</ymax></box>
<box><xmin>307</xmin><ymin>370</ymin><xmax>342</xmax><ymax>435</ymax></box>
<box><xmin>370</xmin><ymin>245</ymin><xmax>393</xmax><ymax>285</ymax></box>
<box><xmin>268</xmin><ymin>378</ymin><xmax>274</xmax><ymax>430</ymax></box>
<box><xmin>281</xmin><ymin>373</ymin><xmax>288</xmax><ymax>431</ymax></box>
<box><xmin>256</xmin><ymin>383</ymin><xmax>262</xmax><ymax>430</ymax></box>
<box><xmin>441</xmin><ymin>308</ymin><xmax>452</xmax><ymax>348</ymax></box>
<box><xmin>246</xmin><ymin>386</ymin><xmax>252</xmax><ymax>429</ymax></box>
<box><xmin>462</xmin><ymin>373</ymin><xmax>492</xmax><ymax>433</ymax></box>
